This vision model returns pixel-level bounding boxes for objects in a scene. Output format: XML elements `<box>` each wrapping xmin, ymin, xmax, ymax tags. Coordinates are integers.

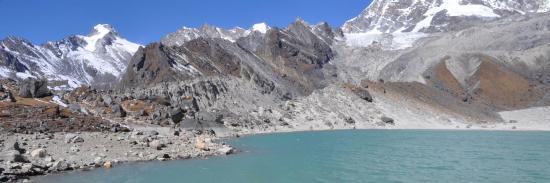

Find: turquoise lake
<box><xmin>40</xmin><ymin>130</ymin><xmax>550</xmax><ymax>183</ymax></box>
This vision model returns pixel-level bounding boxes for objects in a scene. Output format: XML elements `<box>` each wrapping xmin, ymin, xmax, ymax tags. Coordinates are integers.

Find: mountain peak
<box><xmin>89</xmin><ymin>24</ymin><xmax>118</xmax><ymax>37</ymax></box>
<box><xmin>252</xmin><ymin>22</ymin><xmax>269</xmax><ymax>34</ymax></box>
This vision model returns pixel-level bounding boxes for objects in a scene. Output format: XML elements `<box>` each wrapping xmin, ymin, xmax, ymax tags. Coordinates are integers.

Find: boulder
<box><xmin>170</xmin><ymin>108</ymin><xmax>184</xmax><ymax>124</ymax></box>
<box><xmin>0</xmin><ymin>150</ymin><xmax>27</xmax><ymax>163</ymax></box>
<box><xmin>381</xmin><ymin>116</ymin><xmax>395</xmax><ymax>125</ymax></box>
<box><xmin>10</xmin><ymin>142</ymin><xmax>26</xmax><ymax>154</ymax></box>
<box><xmin>103</xmin><ymin>161</ymin><xmax>113</xmax><ymax>169</ymax></box>
<box><xmin>180</xmin><ymin>97</ymin><xmax>199</xmax><ymax>111</ymax></box>
<box><xmin>355</xmin><ymin>88</ymin><xmax>373</xmax><ymax>102</ymax></box>
<box><xmin>194</xmin><ymin>137</ymin><xmax>210</xmax><ymax>151</ymax></box>
<box><xmin>142</xmin><ymin>130</ymin><xmax>159</xmax><ymax>136</ymax></box>
<box><xmin>64</xmin><ymin>134</ymin><xmax>84</xmax><ymax>143</ymax></box>
<box><xmin>218</xmin><ymin>145</ymin><xmax>234</xmax><ymax>155</ymax></box>
<box><xmin>111</xmin><ymin>104</ymin><xmax>127</xmax><ymax>118</ymax></box>
<box><xmin>50</xmin><ymin>160</ymin><xmax>69</xmax><ymax>171</ymax></box>
<box><xmin>30</xmin><ymin>149</ymin><xmax>47</xmax><ymax>158</ymax></box>
<box><xmin>102</xmin><ymin>96</ymin><xmax>114</xmax><ymax>106</ymax></box>
<box><xmin>18</xmin><ymin>78</ymin><xmax>51</xmax><ymax>98</ymax></box>
<box><xmin>149</xmin><ymin>140</ymin><xmax>164</xmax><ymax>150</ymax></box>
<box><xmin>94</xmin><ymin>157</ymin><xmax>103</xmax><ymax>166</ymax></box>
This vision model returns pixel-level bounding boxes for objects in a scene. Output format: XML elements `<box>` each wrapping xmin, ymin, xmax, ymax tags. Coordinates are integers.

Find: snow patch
<box><xmin>252</xmin><ymin>23</ymin><xmax>269</xmax><ymax>34</ymax></box>
<box><xmin>413</xmin><ymin>0</ymin><xmax>500</xmax><ymax>32</ymax></box>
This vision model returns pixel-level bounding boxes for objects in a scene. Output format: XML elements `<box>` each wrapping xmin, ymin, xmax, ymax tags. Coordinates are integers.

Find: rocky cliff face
<box><xmin>0</xmin><ymin>24</ymin><xmax>141</xmax><ymax>89</ymax></box>
<box><xmin>122</xmin><ymin>19</ymin><xmax>337</xmax><ymax>97</ymax></box>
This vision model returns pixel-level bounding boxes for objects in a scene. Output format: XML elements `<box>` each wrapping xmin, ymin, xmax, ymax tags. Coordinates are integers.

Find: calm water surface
<box><xmin>40</xmin><ymin>130</ymin><xmax>550</xmax><ymax>183</ymax></box>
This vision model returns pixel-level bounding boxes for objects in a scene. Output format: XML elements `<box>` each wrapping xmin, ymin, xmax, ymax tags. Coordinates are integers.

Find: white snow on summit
<box><xmin>252</xmin><ymin>23</ymin><xmax>270</xmax><ymax>34</ymax></box>
<box><xmin>0</xmin><ymin>24</ymin><xmax>141</xmax><ymax>89</ymax></box>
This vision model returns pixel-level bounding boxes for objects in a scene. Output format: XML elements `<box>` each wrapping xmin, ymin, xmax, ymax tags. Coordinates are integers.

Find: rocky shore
<box><xmin>0</xmin><ymin>127</ymin><xmax>235</xmax><ymax>182</ymax></box>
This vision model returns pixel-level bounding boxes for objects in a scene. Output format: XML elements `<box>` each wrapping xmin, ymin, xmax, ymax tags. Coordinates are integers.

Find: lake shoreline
<box><xmin>37</xmin><ymin>129</ymin><xmax>550</xmax><ymax>183</ymax></box>
<box><xmin>5</xmin><ymin>122</ymin><xmax>550</xmax><ymax>183</ymax></box>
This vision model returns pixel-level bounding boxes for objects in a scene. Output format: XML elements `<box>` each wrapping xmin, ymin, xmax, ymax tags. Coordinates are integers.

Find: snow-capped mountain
<box><xmin>161</xmin><ymin>23</ymin><xmax>271</xmax><ymax>46</ymax></box>
<box><xmin>343</xmin><ymin>0</ymin><xmax>550</xmax><ymax>34</ymax></box>
<box><xmin>0</xmin><ymin>24</ymin><xmax>141</xmax><ymax>89</ymax></box>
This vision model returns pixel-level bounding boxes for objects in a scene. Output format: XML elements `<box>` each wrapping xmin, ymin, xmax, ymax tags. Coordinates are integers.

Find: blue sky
<box><xmin>0</xmin><ymin>0</ymin><xmax>371</xmax><ymax>44</ymax></box>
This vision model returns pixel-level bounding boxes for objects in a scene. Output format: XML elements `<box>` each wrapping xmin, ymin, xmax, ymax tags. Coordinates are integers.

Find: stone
<box><xmin>18</xmin><ymin>78</ymin><xmax>51</xmax><ymax>98</ymax></box>
<box><xmin>142</xmin><ymin>130</ymin><xmax>159</xmax><ymax>136</ymax></box>
<box><xmin>44</xmin><ymin>156</ymin><xmax>54</xmax><ymax>162</ymax></box>
<box><xmin>94</xmin><ymin>157</ymin><xmax>103</xmax><ymax>166</ymax></box>
<box><xmin>102</xmin><ymin>96</ymin><xmax>114</xmax><ymax>106</ymax></box>
<box><xmin>149</xmin><ymin>140</ymin><xmax>164</xmax><ymax>150</ymax></box>
<box><xmin>355</xmin><ymin>88</ymin><xmax>373</xmax><ymax>102</ymax></box>
<box><xmin>0</xmin><ymin>150</ymin><xmax>27</xmax><ymax>163</ymax></box>
<box><xmin>103</xmin><ymin>161</ymin><xmax>113</xmax><ymax>169</ymax></box>
<box><xmin>30</xmin><ymin>149</ymin><xmax>47</xmax><ymax>158</ymax></box>
<box><xmin>381</xmin><ymin>116</ymin><xmax>395</xmax><ymax>125</ymax></box>
<box><xmin>65</xmin><ymin>134</ymin><xmax>84</xmax><ymax>143</ymax></box>
<box><xmin>218</xmin><ymin>145</ymin><xmax>234</xmax><ymax>155</ymax></box>
<box><xmin>111</xmin><ymin>104</ymin><xmax>127</xmax><ymax>118</ymax></box>
<box><xmin>51</xmin><ymin>160</ymin><xmax>69</xmax><ymax>171</ymax></box>
<box><xmin>170</xmin><ymin>108</ymin><xmax>185</xmax><ymax>124</ymax></box>
<box><xmin>194</xmin><ymin>137</ymin><xmax>209</xmax><ymax>151</ymax></box>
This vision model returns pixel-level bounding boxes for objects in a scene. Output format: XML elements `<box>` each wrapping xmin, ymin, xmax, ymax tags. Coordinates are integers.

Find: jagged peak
<box><xmin>252</xmin><ymin>22</ymin><xmax>270</xmax><ymax>34</ymax></box>
<box><xmin>88</xmin><ymin>24</ymin><xmax>118</xmax><ymax>37</ymax></box>
<box><xmin>294</xmin><ymin>17</ymin><xmax>310</xmax><ymax>26</ymax></box>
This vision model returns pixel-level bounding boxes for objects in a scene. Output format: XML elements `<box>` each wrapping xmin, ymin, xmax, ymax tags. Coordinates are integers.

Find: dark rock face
<box><xmin>18</xmin><ymin>78</ymin><xmax>51</xmax><ymax>98</ymax></box>
<box><xmin>121</xmin><ymin>19</ymin><xmax>337</xmax><ymax>98</ymax></box>
<box><xmin>121</xmin><ymin>43</ymin><xmax>184</xmax><ymax>89</ymax></box>
<box><xmin>251</xmin><ymin>19</ymin><xmax>334</xmax><ymax>95</ymax></box>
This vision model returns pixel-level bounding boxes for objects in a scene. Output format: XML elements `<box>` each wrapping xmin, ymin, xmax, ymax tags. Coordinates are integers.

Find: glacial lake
<box><xmin>40</xmin><ymin>130</ymin><xmax>550</xmax><ymax>183</ymax></box>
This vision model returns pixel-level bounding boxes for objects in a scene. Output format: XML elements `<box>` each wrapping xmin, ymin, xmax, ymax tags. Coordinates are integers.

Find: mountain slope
<box><xmin>343</xmin><ymin>0</ymin><xmax>550</xmax><ymax>34</ymax></box>
<box><xmin>0</xmin><ymin>24</ymin><xmax>141</xmax><ymax>89</ymax></box>
<box><xmin>122</xmin><ymin>19</ymin><xmax>337</xmax><ymax>97</ymax></box>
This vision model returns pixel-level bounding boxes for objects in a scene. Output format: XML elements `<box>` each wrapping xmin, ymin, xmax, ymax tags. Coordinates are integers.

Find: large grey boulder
<box><xmin>170</xmin><ymin>108</ymin><xmax>184</xmax><ymax>124</ymax></box>
<box><xmin>381</xmin><ymin>116</ymin><xmax>395</xmax><ymax>125</ymax></box>
<box><xmin>18</xmin><ymin>78</ymin><xmax>51</xmax><ymax>98</ymax></box>
<box><xmin>354</xmin><ymin>88</ymin><xmax>373</xmax><ymax>102</ymax></box>
<box><xmin>111</xmin><ymin>104</ymin><xmax>127</xmax><ymax>118</ymax></box>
